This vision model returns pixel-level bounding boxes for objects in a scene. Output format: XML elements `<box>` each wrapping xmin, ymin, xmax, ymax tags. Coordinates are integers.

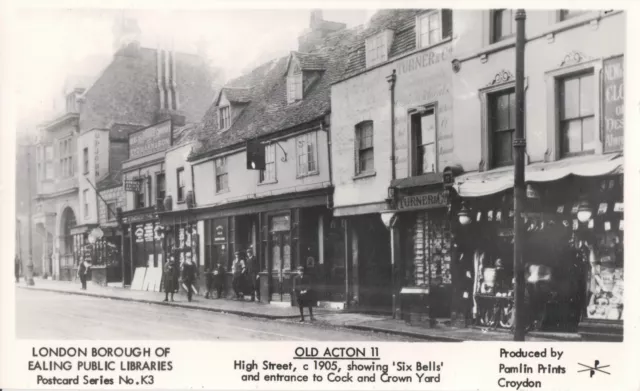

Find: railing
<box><xmin>60</xmin><ymin>254</ymin><xmax>75</xmax><ymax>267</ymax></box>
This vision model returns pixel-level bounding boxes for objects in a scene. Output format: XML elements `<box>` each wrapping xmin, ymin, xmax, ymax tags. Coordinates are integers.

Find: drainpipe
<box><xmin>386</xmin><ymin>70</ymin><xmax>397</xmax><ymax>181</ymax></box>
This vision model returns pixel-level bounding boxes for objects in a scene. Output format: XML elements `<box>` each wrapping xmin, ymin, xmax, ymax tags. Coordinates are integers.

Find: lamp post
<box><xmin>513</xmin><ymin>9</ymin><xmax>527</xmax><ymax>341</ymax></box>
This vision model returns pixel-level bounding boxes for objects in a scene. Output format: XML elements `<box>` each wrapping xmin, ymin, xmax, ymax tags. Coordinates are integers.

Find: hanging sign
<box><xmin>603</xmin><ymin>55</ymin><xmax>624</xmax><ymax>153</ymax></box>
<box><xmin>124</xmin><ymin>180</ymin><xmax>141</xmax><ymax>192</ymax></box>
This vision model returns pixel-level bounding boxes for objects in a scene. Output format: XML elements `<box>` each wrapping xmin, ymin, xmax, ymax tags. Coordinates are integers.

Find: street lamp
<box><xmin>577</xmin><ymin>200</ymin><xmax>593</xmax><ymax>223</ymax></box>
<box><xmin>458</xmin><ymin>204</ymin><xmax>472</xmax><ymax>226</ymax></box>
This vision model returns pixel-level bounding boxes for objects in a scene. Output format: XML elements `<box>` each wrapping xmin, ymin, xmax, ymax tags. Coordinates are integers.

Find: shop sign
<box><xmin>124</xmin><ymin>180</ymin><xmax>141</xmax><ymax>192</ymax></box>
<box><xmin>129</xmin><ymin>121</ymin><xmax>172</xmax><ymax>159</ymax></box>
<box><xmin>397</xmin><ymin>191</ymin><xmax>447</xmax><ymax>211</ymax></box>
<box><xmin>134</xmin><ymin>226</ymin><xmax>144</xmax><ymax>243</ymax></box>
<box><xmin>271</xmin><ymin>215</ymin><xmax>291</xmax><ymax>232</ymax></box>
<box><xmin>603</xmin><ymin>55</ymin><xmax>624</xmax><ymax>153</ymax></box>
<box><xmin>123</xmin><ymin>212</ymin><xmax>156</xmax><ymax>224</ymax></box>
<box><xmin>214</xmin><ymin>219</ymin><xmax>227</xmax><ymax>243</ymax></box>
<box><xmin>143</xmin><ymin>223</ymin><xmax>155</xmax><ymax>242</ymax></box>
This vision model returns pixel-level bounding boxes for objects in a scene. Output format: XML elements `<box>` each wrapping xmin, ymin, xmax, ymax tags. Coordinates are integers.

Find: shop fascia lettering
<box><xmin>398</xmin><ymin>192</ymin><xmax>446</xmax><ymax>210</ymax></box>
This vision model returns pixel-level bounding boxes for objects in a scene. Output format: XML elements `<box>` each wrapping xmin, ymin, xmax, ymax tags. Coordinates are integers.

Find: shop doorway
<box><xmin>269</xmin><ymin>214</ymin><xmax>292</xmax><ymax>303</ymax></box>
<box><xmin>356</xmin><ymin>215</ymin><xmax>392</xmax><ymax>312</ymax></box>
<box><xmin>123</xmin><ymin>234</ymin><xmax>131</xmax><ymax>286</ymax></box>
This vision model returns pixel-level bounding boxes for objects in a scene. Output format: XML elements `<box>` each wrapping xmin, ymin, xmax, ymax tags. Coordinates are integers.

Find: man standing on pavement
<box><xmin>245</xmin><ymin>247</ymin><xmax>260</xmax><ymax>302</ymax></box>
<box><xmin>77</xmin><ymin>260</ymin><xmax>90</xmax><ymax>290</ymax></box>
<box><xmin>231</xmin><ymin>251</ymin><xmax>245</xmax><ymax>299</ymax></box>
<box><xmin>15</xmin><ymin>254</ymin><xmax>21</xmax><ymax>283</ymax></box>
<box><xmin>182</xmin><ymin>257</ymin><xmax>198</xmax><ymax>302</ymax></box>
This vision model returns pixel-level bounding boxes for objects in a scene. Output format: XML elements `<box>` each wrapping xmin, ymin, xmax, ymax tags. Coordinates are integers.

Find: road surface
<box><xmin>16</xmin><ymin>289</ymin><xmax>418</xmax><ymax>341</ymax></box>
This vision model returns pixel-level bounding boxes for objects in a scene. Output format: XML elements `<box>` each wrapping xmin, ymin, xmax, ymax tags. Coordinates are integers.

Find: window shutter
<box><xmin>442</xmin><ymin>9</ymin><xmax>453</xmax><ymax>39</ymax></box>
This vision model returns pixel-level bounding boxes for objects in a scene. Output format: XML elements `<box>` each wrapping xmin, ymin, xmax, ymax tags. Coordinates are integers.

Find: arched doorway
<box><xmin>59</xmin><ymin>207</ymin><xmax>77</xmax><ymax>277</ymax></box>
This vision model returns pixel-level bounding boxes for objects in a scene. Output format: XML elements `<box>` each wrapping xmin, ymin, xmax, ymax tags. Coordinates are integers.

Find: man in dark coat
<box><xmin>15</xmin><ymin>254</ymin><xmax>21</xmax><ymax>283</ymax></box>
<box><xmin>77</xmin><ymin>260</ymin><xmax>90</xmax><ymax>290</ymax></box>
<box><xmin>182</xmin><ymin>258</ymin><xmax>198</xmax><ymax>302</ymax></box>
<box><xmin>213</xmin><ymin>262</ymin><xmax>226</xmax><ymax>299</ymax></box>
<box><xmin>163</xmin><ymin>256</ymin><xmax>177</xmax><ymax>302</ymax></box>
<box><xmin>294</xmin><ymin>266</ymin><xmax>315</xmax><ymax>322</ymax></box>
<box><xmin>245</xmin><ymin>247</ymin><xmax>260</xmax><ymax>302</ymax></box>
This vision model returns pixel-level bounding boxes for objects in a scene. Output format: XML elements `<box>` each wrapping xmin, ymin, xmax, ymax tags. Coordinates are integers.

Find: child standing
<box><xmin>204</xmin><ymin>268</ymin><xmax>214</xmax><ymax>299</ymax></box>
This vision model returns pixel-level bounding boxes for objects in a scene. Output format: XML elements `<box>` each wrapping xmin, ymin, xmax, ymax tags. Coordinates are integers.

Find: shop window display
<box><xmin>585</xmin><ymin>232</ymin><xmax>623</xmax><ymax>321</ymax></box>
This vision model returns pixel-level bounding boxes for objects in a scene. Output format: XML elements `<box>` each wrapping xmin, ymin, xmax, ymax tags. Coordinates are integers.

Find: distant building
<box><xmin>32</xmin><ymin>17</ymin><xmax>218</xmax><ymax>281</ymax></box>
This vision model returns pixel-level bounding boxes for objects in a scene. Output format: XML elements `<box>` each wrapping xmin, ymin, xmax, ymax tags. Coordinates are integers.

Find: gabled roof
<box><xmin>191</xmin><ymin>27</ymin><xmax>356</xmax><ymax>161</ymax></box>
<box><xmin>287</xmin><ymin>51</ymin><xmax>328</xmax><ymax>73</ymax></box>
<box><xmin>339</xmin><ymin>9</ymin><xmax>427</xmax><ymax>82</ymax></box>
<box><xmin>79</xmin><ymin>47</ymin><xmax>216</xmax><ymax>132</ymax></box>
<box><xmin>172</xmin><ymin>122</ymin><xmax>200</xmax><ymax>146</ymax></box>
<box><xmin>214</xmin><ymin>87</ymin><xmax>252</xmax><ymax>106</ymax></box>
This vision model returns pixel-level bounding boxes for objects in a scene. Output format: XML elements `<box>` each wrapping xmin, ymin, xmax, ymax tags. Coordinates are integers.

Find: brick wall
<box><xmin>98</xmin><ymin>186</ymin><xmax>124</xmax><ymax>224</ymax></box>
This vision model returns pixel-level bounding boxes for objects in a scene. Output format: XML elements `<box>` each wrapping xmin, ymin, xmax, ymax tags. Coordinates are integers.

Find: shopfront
<box><xmin>122</xmin><ymin>208</ymin><xmax>166</xmax><ymax>290</ymax></box>
<box><xmin>162</xmin><ymin>188</ymin><xmax>341</xmax><ymax>305</ymax></box>
<box><xmin>390</xmin><ymin>175</ymin><xmax>453</xmax><ymax>325</ymax></box>
<box><xmin>452</xmin><ymin>155</ymin><xmax>623</xmax><ymax>339</ymax></box>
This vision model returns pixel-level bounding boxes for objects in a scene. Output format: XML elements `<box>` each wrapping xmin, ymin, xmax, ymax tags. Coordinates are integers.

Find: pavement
<box><xmin>16</xmin><ymin>278</ymin><xmax>581</xmax><ymax>342</ymax></box>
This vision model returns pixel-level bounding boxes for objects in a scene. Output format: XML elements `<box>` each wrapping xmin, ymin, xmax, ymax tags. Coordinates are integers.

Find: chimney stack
<box><xmin>298</xmin><ymin>9</ymin><xmax>346</xmax><ymax>52</ymax></box>
<box><xmin>113</xmin><ymin>14</ymin><xmax>142</xmax><ymax>56</ymax></box>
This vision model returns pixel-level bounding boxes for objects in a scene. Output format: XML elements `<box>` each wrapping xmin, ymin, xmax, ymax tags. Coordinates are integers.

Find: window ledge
<box><xmin>297</xmin><ymin>171</ymin><xmax>320</xmax><ymax>179</ymax></box>
<box><xmin>353</xmin><ymin>171</ymin><xmax>377</xmax><ymax>180</ymax></box>
<box><xmin>258</xmin><ymin>180</ymin><xmax>278</xmax><ymax>186</ymax></box>
<box><xmin>216</xmin><ymin>189</ymin><xmax>230</xmax><ymax>195</ymax></box>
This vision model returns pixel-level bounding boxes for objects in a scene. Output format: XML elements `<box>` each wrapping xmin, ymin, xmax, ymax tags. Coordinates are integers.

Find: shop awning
<box><xmin>454</xmin><ymin>154</ymin><xmax>623</xmax><ymax>198</ymax></box>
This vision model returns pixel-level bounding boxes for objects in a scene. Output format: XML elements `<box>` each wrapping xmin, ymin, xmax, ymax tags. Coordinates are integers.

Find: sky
<box><xmin>14</xmin><ymin>8</ymin><xmax>376</xmax><ymax>131</ymax></box>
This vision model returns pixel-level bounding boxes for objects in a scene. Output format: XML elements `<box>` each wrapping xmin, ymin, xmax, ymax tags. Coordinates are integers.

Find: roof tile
<box><xmin>191</xmin><ymin>27</ymin><xmax>357</xmax><ymax>160</ymax></box>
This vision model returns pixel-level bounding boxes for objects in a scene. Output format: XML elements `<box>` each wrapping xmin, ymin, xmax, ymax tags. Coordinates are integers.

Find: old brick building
<box><xmin>33</xmin><ymin>17</ymin><xmax>217</xmax><ymax>282</ymax></box>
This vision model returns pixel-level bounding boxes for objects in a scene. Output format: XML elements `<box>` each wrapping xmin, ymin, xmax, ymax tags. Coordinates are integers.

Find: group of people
<box><xmin>162</xmin><ymin>250</ymin><xmax>198</xmax><ymax>302</ymax></box>
<box><xmin>161</xmin><ymin>247</ymin><xmax>316</xmax><ymax>322</ymax></box>
<box><xmin>201</xmin><ymin>248</ymin><xmax>260</xmax><ymax>301</ymax></box>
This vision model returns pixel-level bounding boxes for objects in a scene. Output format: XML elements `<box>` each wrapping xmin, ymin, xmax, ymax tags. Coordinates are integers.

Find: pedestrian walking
<box><xmin>293</xmin><ymin>266</ymin><xmax>315</xmax><ymax>322</ymax></box>
<box><xmin>245</xmin><ymin>247</ymin><xmax>260</xmax><ymax>302</ymax></box>
<box><xmin>213</xmin><ymin>262</ymin><xmax>226</xmax><ymax>299</ymax></box>
<box><xmin>162</xmin><ymin>256</ymin><xmax>177</xmax><ymax>302</ymax></box>
<box><xmin>182</xmin><ymin>258</ymin><xmax>198</xmax><ymax>302</ymax></box>
<box><xmin>231</xmin><ymin>251</ymin><xmax>245</xmax><ymax>299</ymax></box>
<box><xmin>77</xmin><ymin>260</ymin><xmax>90</xmax><ymax>290</ymax></box>
<box><xmin>204</xmin><ymin>268</ymin><xmax>214</xmax><ymax>299</ymax></box>
<box><xmin>15</xmin><ymin>254</ymin><xmax>21</xmax><ymax>283</ymax></box>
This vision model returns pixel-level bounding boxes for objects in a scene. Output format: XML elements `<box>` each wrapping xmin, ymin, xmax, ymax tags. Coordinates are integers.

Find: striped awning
<box><xmin>454</xmin><ymin>154</ymin><xmax>623</xmax><ymax>198</ymax></box>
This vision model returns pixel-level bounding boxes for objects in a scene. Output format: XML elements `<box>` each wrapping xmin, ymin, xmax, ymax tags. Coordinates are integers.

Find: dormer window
<box><xmin>287</xmin><ymin>63</ymin><xmax>303</xmax><ymax>104</ymax></box>
<box><xmin>365</xmin><ymin>31</ymin><xmax>392</xmax><ymax>68</ymax></box>
<box><xmin>66</xmin><ymin>92</ymin><xmax>78</xmax><ymax>113</ymax></box>
<box><xmin>416</xmin><ymin>9</ymin><xmax>453</xmax><ymax>49</ymax></box>
<box><xmin>219</xmin><ymin>106</ymin><xmax>230</xmax><ymax>130</ymax></box>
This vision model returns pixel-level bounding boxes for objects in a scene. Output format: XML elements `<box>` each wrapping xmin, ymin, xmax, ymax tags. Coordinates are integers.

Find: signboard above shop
<box><xmin>603</xmin><ymin>55</ymin><xmax>624</xmax><ymax>153</ymax></box>
<box><xmin>129</xmin><ymin>120</ymin><xmax>172</xmax><ymax>159</ymax></box>
<box><xmin>397</xmin><ymin>190</ymin><xmax>447</xmax><ymax>211</ymax></box>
